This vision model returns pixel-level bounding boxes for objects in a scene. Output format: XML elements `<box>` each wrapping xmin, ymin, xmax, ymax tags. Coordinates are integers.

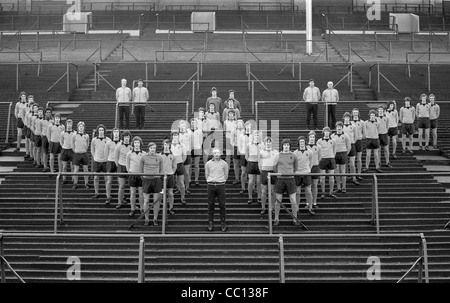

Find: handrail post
<box><xmin>418</xmin><ymin>236</ymin><xmax>424</xmax><ymax>283</ymax></box>
<box><xmin>373</xmin><ymin>173</ymin><xmax>380</xmax><ymax>234</ymax></box>
<box><xmin>196</xmin><ymin>63</ymin><xmax>200</xmax><ymax>92</ymax></box>
<box><xmin>0</xmin><ymin>232</ymin><xmax>5</xmax><ymax>283</ymax></box>
<box><xmin>54</xmin><ymin>173</ymin><xmax>61</xmax><ymax>234</ymax></box>
<box><xmin>278</xmin><ymin>236</ymin><xmax>285</xmax><ymax>283</ymax></box>
<box><xmin>191</xmin><ymin>81</ymin><xmax>195</xmax><ymax>114</ymax></box>
<box><xmin>251</xmin><ymin>81</ymin><xmax>255</xmax><ymax>115</ymax></box>
<box><xmin>145</xmin><ymin>63</ymin><xmax>148</xmax><ymax>84</ymax></box>
<box><xmin>325</xmin><ymin>101</ymin><xmax>328</xmax><ymax>128</ymax></box>
<box><xmin>162</xmin><ymin>175</ymin><xmax>167</xmax><ymax>234</ymax></box>
<box><xmin>348</xmin><ymin>41</ymin><xmax>351</xmax><ymax>62</ymax></box>
<box><xmin>298</xmin><ymin>62</ymin><xmax>302</xmax><ymax>92</ymax></box>
<box><xmin>99</xmin><ymin>41</ymin><xmax>102</xmax><ymax>62</ymax></box>
<box><xmin>94</xmin><ymin>63</ymin><xmax>97</xmax><ymax>92</ymax></box>
<box><xmin>66</xmin><ymin>62</ymin><xmax>70</xmax><ymax>93</ymax></box>
<box><xmin>427</xmin><ymin>64</ymin><xmax>431</xmax><ymax>93</ymax></box>
<box><xmin>137</xmin><ymin>235</ymin><xmax>145</xmax><ymax>283</ymax></box>
<box><xmin>368</xmin><ymin>65</ymin><xmax>372</xmax><ymax>89</ymax></box>
<box><xmin>377</xmin><ymin>63</ymin><xmax>380</xmax><ymax>93</ymax></box>
<box><xmin>16</xmin><ymin>63</ymin><xmax>19</xmax><ymax>92</ymax></box>
<box><xmin>115</xmin><ymin>103</ymin><xmax>119</xmax><ymax>129</ymax></box>
<box><xmin>58</xmin><ymin>41</ymin><xmax>61</xmax><ymax>61</ymax></box>
<box><xmin>186</xmin><ymin>101</ymin><xmax>189</xmax><ymax>122</ymax></box>
<box><xmin>255</xmin><ymin>101</ymin><xmax>259</xmax><ymax>125</ymax></box>
<box><xmin>420</xmin><ymin>233</ymin><xmax>429</xmax><ymax>283</ymax></box>
<box><xmin>350</xmin><ymin>63</ymin><xmax>353</xmax><ymax>92</ymax></box>
<box><xmin>5</xmin><ymin>103</ymin><xmax>12</xmax><ymax>143</ymax></box>
<box><xmin>268</xmin><ymin>173</ymin><xmax>273</xmax><ymax>235</ymax></box>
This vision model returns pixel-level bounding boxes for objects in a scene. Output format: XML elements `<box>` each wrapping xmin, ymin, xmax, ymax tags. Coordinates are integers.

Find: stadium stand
<box><xmin>0</xmin><ymin>0</ymin><xmax>450</xmax><ymax>284</ymax></box>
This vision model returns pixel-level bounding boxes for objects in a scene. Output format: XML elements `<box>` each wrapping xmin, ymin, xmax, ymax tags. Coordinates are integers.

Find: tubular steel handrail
<box><xmin>0</xmin><ymin>233</ymin><xmax>25</xmax><ymax>283</ymax></box>
<box><xmin>256</xmin><ymin>100</ymin><xmax>391</xmax><ymax>128</ymax></box>
<box><xmin>52</xmin><ymin>172</ymin><xmax>168</xmax><ymax>234</ymax></box>
<box><xmin>0</xmin><ymin>232</ymin><xmax>427</xmax><ymax>283</ymax></box>
<box><xmin>0</xmin><ymin>61</ymin><xmax>78</xmax><ymax>92</ymax></box>
<box><xmin>278</xmin><ymin>236</ymin><xmax>285</xmax><ymax>283</ymax></box>
<box><xmin>137</xmin><ymin>235</ymin><xmax>145</xmax><ymax>283</ymax></box>
<box><xmin>397</xmin><ymin>233</ymin><xmax>429</xmax><ymax>283</ymax></box>
<box><xmin>114</xmin><ymin>101</ymin><xmax>189</xmax><ymax>129</ymax></box>
<box><xmin>0</xmin><ymin>102</ymin><xmax>13</xmax><ymax>143</ymax></box>
<box><xmin>267</xmin><ymin>172</ymin><xmax>381</xmax><ymax>235</ymax></box>
<box><xmin>369</xmin><ymin>62</ymin><xmax>401</xmax><ymax>93</ymax></box>
<box><xmin>47</xmin><ymin>62</ymin><xmax>79</xmax><ymax>92</ymax></box>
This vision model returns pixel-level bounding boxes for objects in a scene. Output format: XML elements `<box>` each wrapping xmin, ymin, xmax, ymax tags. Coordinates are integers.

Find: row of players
<box><xmin>12</xmin><ymin>93</ymin><xmax>441</xmax><ymax>225</ymax></box>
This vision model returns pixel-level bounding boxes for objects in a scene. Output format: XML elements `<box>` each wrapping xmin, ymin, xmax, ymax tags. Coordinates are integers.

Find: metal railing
<box><xmin>397</xmin><ymin>233</ymin><xmax>429</xmax><ymax>283</ymax></box>
<box><xmin>0</xmin><ymin>102</ymin><xmax>13</xmax><ymax>143</ymax></box>
<box><xmin>0</xmin><ymin>61</ymin><xmax>78</xmax><ymax>92</ymax></box>
<box><xmin>255</xmin><ymin>99</ymin><xmax>389</xmax><ymax>129</ymax></box>
<box><xmin>0</xmin><ymin>232</ymin><xmax>429</xmax><ymax>283</ymax></box>
<box><xmin>278</xmin><ymin>235</ymin><xmax>285</xmax><ymax>283</ymax></box>
<box><xmin>0</xmin><ymin>233</ymin><xmax>25</xmax><ymax>283</ymax></box>
<box><xmin>52</xmin><ymin>172</ymin><xmax>168</xmax><ymax>234</ymax></box>
<box><xmin>0</xmin><ymin>169</ymin><xmax>449</xmax><ymax>236</ymax></box>
<box><xmin>114</xmin><ymin>101</ymin><xmax>189</xmax><ymax>129</ymax></box>
<box><xmin>369</xmin><ymin>63</ymin><xmax>401</xmax><ymax>93</ymax></box>
<box><xmin>266</xmin><ymin>172</ymin><xmax>381</xmax><ymax>234</ymax></box>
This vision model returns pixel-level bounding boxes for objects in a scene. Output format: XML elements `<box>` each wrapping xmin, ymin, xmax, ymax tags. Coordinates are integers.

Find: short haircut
<box><xmin>162</xmin><ymin>139</ymin><xmax>171</xmax><ymax>146</ymax></box>
<box><xmin>264</xmin><ymin>136</ymin><xmax>272</xmax><ymax>143</ymax></box>
<box><xmin>309</xmin><ymin>78</ymin><xmax>314</xmax><ymax>82</ymax></box>
<box><xmin>335</xmin><ymin>121</ymin><xmax>344</xmax><ymax>128</ymax></box>
<box><xmin>404</xmin><ymin>97</ymin><xmax>411</xmax><ymax>102</ymax></box>
<box><xmin>297</xmin><ymin>136</ymin><xmax>306</xmax><ymax>142</ymax></box>
<box><xmin>147</xmin><ymin>142</ymin><xmax>156</xmax><ymax>148</ymax></box>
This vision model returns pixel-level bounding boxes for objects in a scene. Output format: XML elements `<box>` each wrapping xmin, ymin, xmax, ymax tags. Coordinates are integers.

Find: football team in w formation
<box><xmin>13</xmin><ymin>91</ymin><xmax>440</xmax><ymax>228</ymax></box>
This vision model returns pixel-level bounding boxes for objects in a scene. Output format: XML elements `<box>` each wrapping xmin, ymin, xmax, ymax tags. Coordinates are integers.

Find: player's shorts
<box><xmin>117</xmin><ymin>164</ymin><xmax>128</xmax><ymax>179</ymax></box>
<box><xmin>142</xmin><ymin>178</ymin><xmax>162</xmax><ymax>194</ymax></box>
<box><xmin>175</xmin><ymin>163</ymin><xmax>185</xmax><ymax>176</ymax></box>
<box><xmin>107</xmin><ymin>161</ymin><xmax>117</xmax><ymax>173</ymax></box>
<box><xmin>430</xmin><ymin>119</ymin><xmax>438</xmax><ymax>129</ymax></box>
<box><xmin>240</xmin><ymin>156</ymin><xmax>248</xmax><ymax>167</ymax></box>
<box><xmin>275</xmin><ymin>178</ymin><xmax>296</xmax><ymax>195</ymax></box>
<box><xmin>30</xmin><ymin>132</ymin><xmax>35</xmax><ymax>142</ymax></box>
<box><xmin>319</xmin><ymin>158</ymin><xmax>336</xmax><ymax>171</ymax></box>
<box><xmin>23</xmin><ymin>126</ymin><xmax>29</xmax><ymax>137</ymax></box>
<box><xmin>366</xmin><ymin>138</ymin><xmax>380</xmax><ymax>150</ymax></box>
<box><xmin>348</xmin><ymin>143</ymin><xmax>356</xmax><ymax>157</ymax></box>
<box><xmin>163</xmin><ymin>174</ymin><xmax>175</xmax><ymax>189</ymax></box>
<box><xmin>417</xmin><ymin>117</ymin><xmax>430</xmax><ymax>129</ymax></box>
<box><xmin>183</xmin><ymin>155</ymin><xmax>192</xmax><ymax>166</ymax></box>
<box><xmin>246</xmin><ymin>161</ymin><xmax>260</xmax><ymax>175</ymax></box>
<box><xmin>310</xmin><ymin>165</ymin><xmax>320</xmax><ymax>180</ymax></box>
<box><xmin>17</xmin><ymin>118</ymin><xmax>24</xmax><ymax>129</ymax></box>
<box><xmin>41</xmin><ymin>136</ymin><xmax>49</xmax><ymax>153</ymax></box>
<box><xmin>93</xmin><ymin>161</ymin><xmax>107</xmax><ymax>173</ymax></box>
<box><xmin>128</xmin><ymin>175</ymin><xmax>143</xmax><ymax>188</ymax></box>
<box><xmin>49</xmin><ymin>141</ymin><xmax>62</xmax><ymax>155</ymax></box>
<box><xmin>379</xmin><ymin>133</ymin><xmax>389</xmax><ymax>147</ymax></box>
<box><xmin>192</xmin><ymin>149</ymin><xmax>202</xmax><ymax>157</ymax></box>
<box><xmin>233</xmin><ymin>146</ymin><xmax>240</xmax><ymax>159</ymax></box>
<box><xmin>73</xmin><ymin>152</ymin><xmax>89</xmax><ymax>166</ymax></box>
<box><xmin>295</xmin><ymin>175</ymin><xmax>312</xmax><ymax>187</ymax></box>
<box><xmin>61</xmin><ymin>148</ymin><xmax>73</xmax><ymax>162</ymax></box>
<box><xmin>355</xmin><ymin>139</ymin><xmax>363</xmax><ymax>153</ymax></box>
<box><xmin>388</xmin><ymin>127</ymin><xmax>398</xmax><ymax>137</ymax></box>
<box><xmin>335</xmin><ymin>151</ymin><xmax>348</xmax><ymax>165</ymax></box>
<box><xmin>34</xmin><ymin>134</ymin><xmax>42</xmax><ymax>147</ymax></box>
<box><xmin>401</xmin><ymin>123</ymin><xmax>415</xmax><ymax>135</ymax></box>
<box><xmin>260</xmin><ymin>170</ymin><xmax>276</xmax><ymax>186</ymax></box>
